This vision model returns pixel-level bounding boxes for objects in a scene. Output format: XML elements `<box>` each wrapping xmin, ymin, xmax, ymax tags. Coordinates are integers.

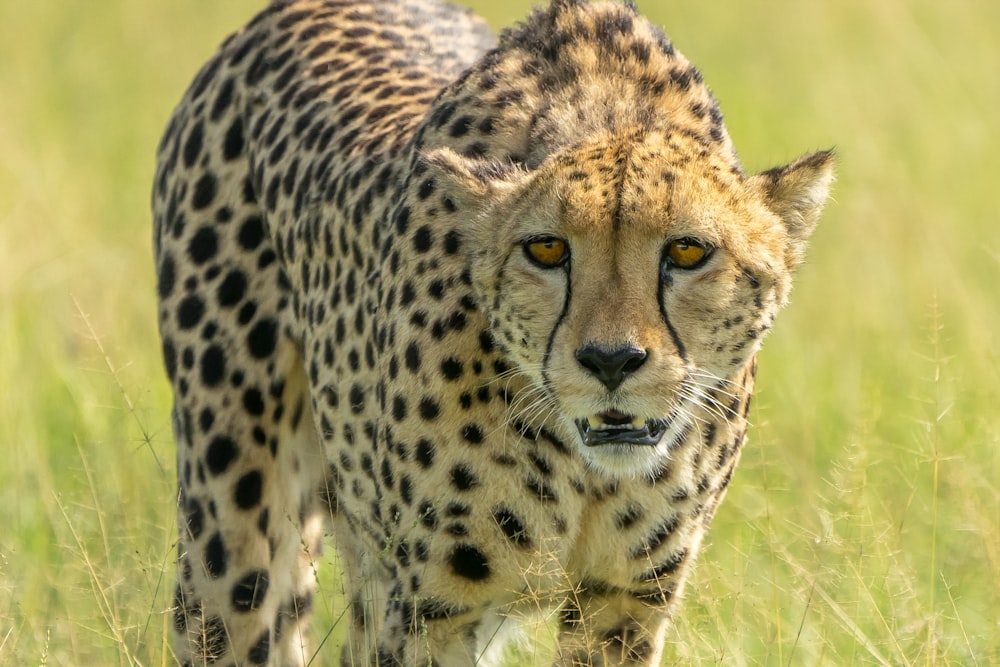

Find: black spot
<box><xmin>247</xmin><ymin>318</ymin><xmax>278</xmax><ymax>358</ymax></box>
<box><xmin>238</xmin><ymin>301</ymin><xmax>257</xmax><ymax>325</ymax></box>
<box><xmin>417</xmin><ymin>179</ymin><xmax>435</xmax><ymax>199</ymax></box>
<box><xmin>191</xmin><ymin>173</ymin><xmax>218</xmax><ymax>210</ymax></box>
<box><xmin>183</xmin><ymin>121</ymin><xmax>204</xmax><ymax>169</ymax></box>
<box><xmin>629</xmin><ymin>515</ymin><xmax>680</xmax><ymax>560</ymax></box>
<box><xmin>415</xmin><ymin>439</ymin><xmax>434</xmax><ymax>468</ymax></box>
<box><xmin>394</xmin><ymin>206</ymin><xmax>411</xmax><ymax>234</ymax></box>
<box><xmin>257</xmin><ymin>507</ymin><xmax>269</xmax><ymax>534</ymax></box>
<box><xmin>448</xmin><ymin>544</ymin><xmax>490</xmax><ymax>581</ymax></box>
<box><xmin>392</xmin><ymin>394</ymin><xmax>407</xmax><ymax>421</ymax></box>
<box><xmin>412</xmin><ymin>225</ymin><xmax>433</xmax><ymax>252</ymax></box>
<box><xmin>446</xmin><ymin>502</ymin><xmax>471</xmax><ymax>517</ymax></box>
<box><xmin>380</xmin><ymin>458</ymin><xmax>395</xmax><ymax>488</ymax></box>
<box><xmin>449</xmin><ymin>115</ymin><xmax>474</xmax><ymax>138</ymax></box>
<box><xmin>400</xmin><ymin>281</ymin><xmax>416</xmax><ymax>306</ymax></box>
<box><xmin>171</xmin><ymin>585</ymin><xmax>188</xmax><ymax>633</ymax></box>
<box><xmin>404</xmin><ymin>342</ymin><xmax>421</xmax><ymax>372</ymax></box>
<box><xmin>446</xmin><ymin>522</ymin><xmax>468</xmax><ymax>536</ymax></box>
<box><xmin>238</xmin><ymin>214</ymin><xmax>265</xmax><ymax>250</ymax></box>
<box><xmin>614</xmin><ymin>504</ymin><xmax>643</xmax><ymax>530</ymax></box>
<box><xmin>177</xmin><ymin>295</ymin><xmax>206</xmax><ymax>330</ymax></box>
<box><xmin>200</xmin><ymin>345</ymin><xmax>226</xmax><ymax>387</ymax></box>
<box><xmin>440</xmin><ymin>357</ymin><xmax>463</xmax><ymax>380</ymax></box>
<box><xmin>248</xmin><ymin>629</ymin><xmax>270</xmax><ymax>665</ymax></box>
<box><xmin>418</xmin><ymin>397</ymin><xmax>439</xmax><ymax>421</ymax></box>
<box><xmin>234</xmin><ymin>470</ymin><xmax>263</xmax><ymax>509</ymax></box>
<box><xmin>528</xmin><ymin>451</ymin><xmax>552</xmax><ymax>477</ymax></box>
<box><xmin>242</xmin><ymin>387</ymin><xmax>265</xmax><ymax>416</ymax></box>
<box><xmin>525</xmin><ymin>475</ymin><xmax>558</xmax><ymax>503</ymax></box>
<box><xmin>492</xmin><ymin>507</ymin><xmax>531</xmax><ymax>548</ymax></box>
<box><xmin>196</xmin><ymin>614</ymin><xmax>228</xmax><ymax>659</ymax></box>
<box><xmin>162</xmin><ymin>338</ymin><xmax>178</xmax><ymax>381</ymax></box>
<box><xmin>349</xmin><ymin>384</ymin><xmax>365</xmax><ymax>413</ymax></box>
<box><xmin>231</xmin><ymin>569</ymin><xmax>269</xmax><ymax>612</ymax></box>
<box><xmin>203</xmin><ymin>532</ymin><xmax>228</xmax><ymax>578</ymax></box>
<box><xmin>430</xmin><ymin>100</ymin><xmax>457</xmax><ymax>128</ymax></box>
<box><xmin>443</xmin><ymin>230</ymin><xmax>461</xmax><ymax>254</ymax></box>
<box><xmin>199</xmin><ymin>407</ymin><xmax>214</xmax><ymax>432</ymax></box>
<box><xmin>461</xmin><ymin>423</ymin><xmax>484</xmax><ymax>445</ymax></box>
<box><xmin>217</xmin><ymin>270</ymin><xmax>247</xmax><ymax>307</ymax></box>
<box><xmin>638</xmin><ymin>548</ymin><xmax>689</xmax><ymax>583</ymax></box>
<box><xmin>450</xmin><ymin>464</ymin><xmax>478</xmax><ymax>491</ymax></box>
<box><xmin>419</xmin><ymin>501</ymin><xmax>437</xmax><ymax>529</ymax></box>
<box><xmin>157</xmin><ymin>253</ymin><xmax>176</xmax><ymax>299</ymax></box>
<box><xmin>223</xmin><ymin>117</ymin><xmax>245</xmax><ymax>161</ymax></box>
<box><xmin>184</xmin><ymin>497</ymin><xmax>204</xmax><ymax>540</ymax></box>
<box><xmin>205</xmin><ymin>436</ymin><xmax>238</xmax><ymax>475</ymax></box>
<box><xmin>211</xmin><ymin>76</ymin><xmax>235</xmax><ymax>120</ymax></box>
<box><xmin>669</xmin><ymin>66</ymin><xmax>693</xmax><ymax>91</ymax></box>
<box><xmin>479</xmin><ymin>330</ymin><xmax>495</xmax><ymax>353</ymax></box>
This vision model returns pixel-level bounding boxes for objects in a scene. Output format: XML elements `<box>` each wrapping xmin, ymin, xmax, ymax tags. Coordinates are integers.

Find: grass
<box><xmin>0</xmin><ymin>0</ymin><xmax>997</xmax><ymax>664</ymax></box>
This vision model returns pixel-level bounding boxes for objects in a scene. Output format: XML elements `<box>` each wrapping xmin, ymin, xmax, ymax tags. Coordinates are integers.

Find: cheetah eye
<box><xmin>664</xmin><ymin>237</ymin><xmax>712</xmax><ymax>270</ymax></box>
<box><xmin>523</xmin><ymin>237</ymin><xmax>569</xmax><ymax>269</ymax></box>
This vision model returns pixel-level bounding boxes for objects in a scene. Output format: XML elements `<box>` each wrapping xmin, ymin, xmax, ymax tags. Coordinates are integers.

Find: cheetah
<box><xmin>153</xmin><ymin>0</ymin><xmax>833</xmax><ymax>664</ymax></box>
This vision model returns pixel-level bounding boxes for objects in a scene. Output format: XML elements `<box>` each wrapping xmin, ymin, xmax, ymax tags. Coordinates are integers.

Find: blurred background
<box><xmin>0</xmin><ymin>0</ymin><xmax>996</xmax><ymax>664</ymax></box>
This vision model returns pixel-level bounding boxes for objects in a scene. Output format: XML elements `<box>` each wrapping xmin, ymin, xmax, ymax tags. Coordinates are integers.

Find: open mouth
<box><xmin>575</xmin><ymin>410</ymin><xmax>668</xmax><ymax>447</ymax></box>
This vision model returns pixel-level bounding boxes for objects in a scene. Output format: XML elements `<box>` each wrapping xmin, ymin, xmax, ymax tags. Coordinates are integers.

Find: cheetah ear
<box><xmin>422</xmin><ymin>147</ymin><xmax>531</xmax><ymax>211</ymax></box>
<box><xmin>751</xmin><ymin>149</ymin><xmax>835</xmax><ymax>269</ymax></box>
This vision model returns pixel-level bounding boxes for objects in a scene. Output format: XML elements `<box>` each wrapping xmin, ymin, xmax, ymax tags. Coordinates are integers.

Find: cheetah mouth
<box><xmin>574</xmin><ymin>410</ymin><xmax>668</xmax><ymax>447</ymax></box>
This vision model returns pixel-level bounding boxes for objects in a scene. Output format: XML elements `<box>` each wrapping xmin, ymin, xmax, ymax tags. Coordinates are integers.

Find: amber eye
<box><xmin>524</xmin><ymin>237</ymin><xmax>569</xmax><ymax>268</ymax></box>
<box><xmin>665</xmin><ymin>238</ymin><xmax>711</xmax><ymax>270</ymax></box>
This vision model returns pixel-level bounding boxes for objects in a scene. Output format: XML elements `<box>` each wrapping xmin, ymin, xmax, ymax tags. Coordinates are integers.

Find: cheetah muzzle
<box><xmin>154</xmin><ymin>0</ymin><xmax>833</xmax><ymax>665</ymax></box>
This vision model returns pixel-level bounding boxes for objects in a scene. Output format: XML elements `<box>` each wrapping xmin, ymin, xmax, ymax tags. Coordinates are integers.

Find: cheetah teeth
<box><xmin>575</xmin><ymin>416</ymin><xmax>669</xmax><ymax>447</ymax></box>
<box><xmin>585</xmin><ymin>415</ymin><xmax>646</xmax><ymax>430</ymax></box>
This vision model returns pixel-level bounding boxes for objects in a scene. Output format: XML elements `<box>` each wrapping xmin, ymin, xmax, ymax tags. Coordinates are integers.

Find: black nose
<box><xmin>574</xmin><ymin>345</ymin><xmax>648</xmax><ymax>391</ymax></box>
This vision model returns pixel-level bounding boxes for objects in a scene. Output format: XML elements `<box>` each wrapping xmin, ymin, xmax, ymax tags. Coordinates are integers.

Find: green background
<box><xmin>1</xmin><ymin>0</ymin><xmax>997</xmax><ymax>664</ymax></box>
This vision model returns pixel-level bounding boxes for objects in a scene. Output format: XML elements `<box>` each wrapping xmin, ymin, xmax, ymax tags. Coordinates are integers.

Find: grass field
<box><xmin>1</xmin><ymin>0</ymin><xmax>997</xmax><ymax>664</ymax></box>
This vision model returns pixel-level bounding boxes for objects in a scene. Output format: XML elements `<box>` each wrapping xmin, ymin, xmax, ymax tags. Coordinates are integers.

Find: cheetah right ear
<box><xmin>750</xmin><ymin>149</ymin><xmax>836</xmax><ymax>270</ymax></box>
<box><xmin>422</xmin><ymin>148</ymin><xmax>531</xmax><ymax>211</ymax></box>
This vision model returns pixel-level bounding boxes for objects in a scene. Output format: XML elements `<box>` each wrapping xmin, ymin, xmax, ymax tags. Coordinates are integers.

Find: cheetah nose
<box><xmin>574</xmin><ymin>344</ymin><xmax>648</xmax><ymax>391</ymax></box>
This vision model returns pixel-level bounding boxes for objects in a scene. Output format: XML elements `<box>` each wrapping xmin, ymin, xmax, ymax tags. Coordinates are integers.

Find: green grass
<box><xmin>1</xmin><ymin>0</ymin><xmax>997</xmax><ymax>664</ymax></box>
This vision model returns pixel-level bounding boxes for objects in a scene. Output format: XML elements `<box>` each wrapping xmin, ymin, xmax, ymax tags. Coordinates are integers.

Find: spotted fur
<box><xmin>153</xmin><ymin>0</ymin><xmax>833</xmax><ymax>664</ymax></box>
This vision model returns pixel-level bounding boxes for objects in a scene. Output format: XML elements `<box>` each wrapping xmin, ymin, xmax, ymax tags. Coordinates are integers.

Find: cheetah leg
<box><xmin>335</xmin><ymin>517</ymin><xmax>389</xmax><ymax>667</ymax></box>
<box><xmin>375</xmin><ymin>605</ymin><xmax>483</xmax><ymax>667</ymax></box>
<box><xmin>553</xmin><ymin>589</ymin><xmax>673</xmax><ymax>667</ymax></box>
<box><xmin>171</xmin><ymin>338</ymin><xmax>327</xmax><ymax>666</ymax></box>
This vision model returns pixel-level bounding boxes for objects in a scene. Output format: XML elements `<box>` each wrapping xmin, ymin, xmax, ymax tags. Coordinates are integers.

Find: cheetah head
<box><xmin>425</xmin><ymin>130</ymin><xmax>833</xmax><ymax>478</ymax></box>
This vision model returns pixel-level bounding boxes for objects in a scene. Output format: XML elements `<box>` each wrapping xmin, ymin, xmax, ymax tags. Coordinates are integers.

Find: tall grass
<box><xmin>0</xmin><ymin>0</ymin><xmax>996</xmax><ymax>664</ymax></box>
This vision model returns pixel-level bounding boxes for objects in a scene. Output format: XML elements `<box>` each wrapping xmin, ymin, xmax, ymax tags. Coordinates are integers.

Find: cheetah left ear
<box><xmin>422</xmin><ymin>147</ymin><xmax>531</xmax><ymax>212</ymax></box>
<box><xmin>750</xmin><ymin>149</ymin><xmax>835</xmax><ymax>269</ymax></box>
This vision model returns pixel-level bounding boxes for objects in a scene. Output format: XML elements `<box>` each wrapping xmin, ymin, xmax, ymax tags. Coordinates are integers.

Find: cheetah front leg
<box><xmin>375</xmin><ymin>603</ymin><xmax>484</xmax><ymax>667</ymax></box>
<box><xmin>553</xmin><ymin>586</ymin><xmax>676</xmax><ymax>667</ymax></box>
<box><xmin>170</xmin><ymin>338</ymin><xmax>328</xmax><ymax>666</ymax></box>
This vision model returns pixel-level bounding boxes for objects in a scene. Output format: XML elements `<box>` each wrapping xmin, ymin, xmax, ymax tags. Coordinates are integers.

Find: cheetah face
<box><xmin>427</xmin><ymin>131</ymin><xmax>833</xmax><ymax>478</ymax></box>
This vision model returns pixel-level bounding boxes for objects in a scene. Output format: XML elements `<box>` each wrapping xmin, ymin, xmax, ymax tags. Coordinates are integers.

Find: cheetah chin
<box><xmin>569</xmin><ymin>407</ymin><xmax>693</xmax><ymax>479</ymax></box>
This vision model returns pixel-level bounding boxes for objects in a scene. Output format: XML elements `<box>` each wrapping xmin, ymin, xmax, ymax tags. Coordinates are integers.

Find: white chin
<box><xmin>579</xmin><ymin>442</ymin><xmax>672</xmax><ymax>479</ymax></box>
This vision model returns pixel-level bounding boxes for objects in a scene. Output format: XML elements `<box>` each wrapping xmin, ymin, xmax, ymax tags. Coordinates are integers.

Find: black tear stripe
<box><xmin>656</xmin><ymin>279</ymin><xmax>688</xmax><ymax>362</ymax></box>
<box><xmin>541</xmin><ymin>259</ymin><xmax>572</xmax><ymax>391</ymax></box>
<box><xmin>656</xmin><ymin>248</ymin><xmax>688</xmax><ymax>363</ymax></box>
